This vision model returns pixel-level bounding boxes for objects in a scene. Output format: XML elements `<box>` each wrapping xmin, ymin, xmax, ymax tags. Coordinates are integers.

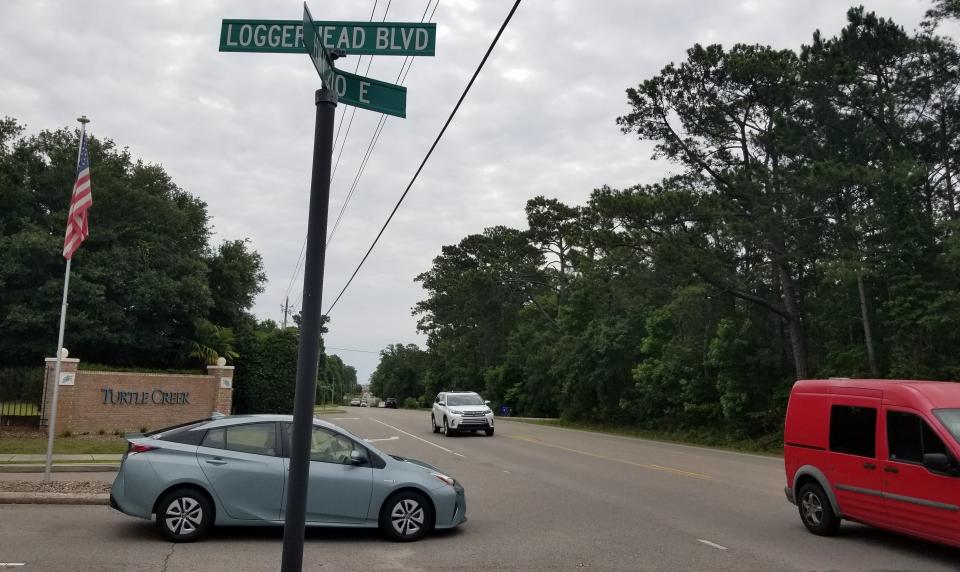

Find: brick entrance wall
<box><xmin>42</xmin><ymin>356</ymin><xmax>234</xmax><ymax>434</ymax></box>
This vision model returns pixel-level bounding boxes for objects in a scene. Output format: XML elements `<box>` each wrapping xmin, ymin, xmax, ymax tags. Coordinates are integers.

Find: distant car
<box><xmin>385</xmin><ymin>398</ymin><xmax>398</xmax><ymax>409</ymax></box>
<box><xmin>110</xmin><ymin>415</ymin><xmax>466</xmax><ymax>542</ymax></box>
<box><xmin>431</xmin><ymin>392</ymin><xmax>494</xmax><ymax>436</ymax></box>
<box><xmin>349</xmin><ymin>399</ymin><xmax>361</xmax><ymax>407</ymax></box>
<box><xmin>360</xmin><ymin>400</ymin><xmax>369</xmax><ymax>407</ymax></box>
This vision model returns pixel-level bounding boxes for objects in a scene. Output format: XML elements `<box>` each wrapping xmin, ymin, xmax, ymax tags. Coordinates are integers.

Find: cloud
<box><xmin>0</xmin><ymin>0</ymin><xmax>932</xmax><ymax>383</ymax></box>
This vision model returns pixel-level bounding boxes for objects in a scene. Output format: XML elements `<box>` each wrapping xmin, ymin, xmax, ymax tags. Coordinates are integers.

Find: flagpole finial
<box><xmin>77</xmin><ymin>115</ymin><xmax>90</xmax><ymax>125</ymax></box>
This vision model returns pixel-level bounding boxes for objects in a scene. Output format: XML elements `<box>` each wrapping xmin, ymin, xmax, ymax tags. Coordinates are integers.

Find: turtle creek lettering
<box><xmin>101</xmin><ymin>388</ymin><xmax>190</xmax><ymax>405</ymax></box>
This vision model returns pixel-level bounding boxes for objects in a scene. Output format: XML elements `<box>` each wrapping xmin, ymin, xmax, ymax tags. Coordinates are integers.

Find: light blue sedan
<box><xmin>110</xmin><ymin>414</ymin><xmax>466</xmax><ymax>542</ymax></box>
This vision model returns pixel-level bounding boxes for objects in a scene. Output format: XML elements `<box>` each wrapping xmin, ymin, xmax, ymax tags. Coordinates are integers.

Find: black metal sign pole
<box><xmin>281</xmin><ymin>87</ymin><xmax>337</xmax><ymax>572</ymax></box>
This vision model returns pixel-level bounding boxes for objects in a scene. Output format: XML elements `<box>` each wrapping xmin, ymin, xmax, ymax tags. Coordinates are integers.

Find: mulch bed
<box><xmin>0</xmin><ymin>480</ymin><xmax>111</xmax><ymax>494</ymax></box>
<box><xmin>0</xmin><ymin>428</ymin><xmax>123</xmax><ymax>442</ymax></box>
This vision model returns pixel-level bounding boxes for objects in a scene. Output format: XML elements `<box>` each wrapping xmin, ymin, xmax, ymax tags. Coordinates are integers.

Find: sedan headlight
<box><xmin>431</xmin><ymin>472</ymin><xmax>455</xmax><ymax>486</ymax></box>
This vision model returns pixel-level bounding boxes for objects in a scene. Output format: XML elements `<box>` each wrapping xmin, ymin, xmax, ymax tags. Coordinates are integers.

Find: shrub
<box><xmin>403</xmin><ymin>397</ymin><xmax>419</xmax><ymax>409</ymax></box>
<box><xmin>233</xmin><ymin>327</ymin><xmax>300</xmax><ymax>414</ymax></box>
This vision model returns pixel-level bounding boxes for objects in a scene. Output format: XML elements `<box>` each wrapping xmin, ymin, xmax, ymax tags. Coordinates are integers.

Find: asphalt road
<box><xmin>1</xmin><ymin>408</ymin><xmax>958</xmax><ymax>571</ymax></box>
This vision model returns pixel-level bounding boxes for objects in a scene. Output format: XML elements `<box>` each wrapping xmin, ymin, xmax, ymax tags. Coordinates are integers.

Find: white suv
<box><xmin>431</xmin><ymin>392</ymin><xmax>495</xmax><ymax>437</ymax></box>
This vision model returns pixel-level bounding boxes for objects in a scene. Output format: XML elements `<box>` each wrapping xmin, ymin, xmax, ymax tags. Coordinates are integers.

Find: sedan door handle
<box><xmin>884</xmin><ymin>466</ymin><xmax>899</xmax><ymax>474</ymax></box>
<box><xmin>863</xmin><ymin>462</ymin><xmax>876</xmax><ymax>470</ymax></box>
<box><xmin>205</xmin><ymin>458</ymin><xmax>227</xmax><ymax>466</ymax></box>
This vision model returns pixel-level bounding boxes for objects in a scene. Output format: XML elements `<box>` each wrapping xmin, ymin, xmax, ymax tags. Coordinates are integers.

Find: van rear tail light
<box><xmin>128</xmin><ymin>442</ymin><xmax>155</xmax><ymax>455</ymax></box>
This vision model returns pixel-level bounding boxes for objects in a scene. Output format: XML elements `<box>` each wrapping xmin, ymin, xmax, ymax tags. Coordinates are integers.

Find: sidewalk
<box><xmin>0</xmin><ymin>453</ymin><xmax>121</xmax><ymax>463</ymax></box>
<box><xmin>0</xmin><ymin>454</ymin><xmax>121</xmax><ymax>473</ymax></box>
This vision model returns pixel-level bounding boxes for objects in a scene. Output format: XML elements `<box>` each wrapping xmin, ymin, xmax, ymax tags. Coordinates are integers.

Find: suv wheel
<box><xmin>431</xmin><ymin>415</ymin><xmax>439</xmax><ymax>434</ymax></box>
<box><xmin>380</xmin><ymin>490</ymin><xmax>434</xmax><ymax>542</ymax></box>
<box><xmin>156</xmin><ymin>488</ymin><xmax>213</xmax><ymax>542</ymax></box>
<box><xmin>797</xmin><ymin>482</ymin><xmax>840</xmax><ymax>536</ymax></box>
<box><xmin>485</xmin><ymin>428</ymin><xmax>495</xmax><ymax>436</ymax></box>
<box><xmin>443</xmin><ymin>417</ymin><xmax>453</xmax><ymax>437</ymax></box>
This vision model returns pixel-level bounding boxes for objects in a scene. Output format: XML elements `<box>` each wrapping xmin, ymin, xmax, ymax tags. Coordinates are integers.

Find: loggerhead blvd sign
<box><xmin>219</xmin><ymin>20</ymin><xmax>436</xmax><ymax>56</ymax></box>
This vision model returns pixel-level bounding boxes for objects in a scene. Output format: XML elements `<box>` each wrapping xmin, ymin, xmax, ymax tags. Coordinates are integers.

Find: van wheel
<box><xmin>431</xmin><ymin>415</ymin><xmax>439</xmax><ymax>433</ymax></box>
<box><xmin>797</xmin><ymin>483</ymin><xmax>840</xmax><ymax>536</ymax></box>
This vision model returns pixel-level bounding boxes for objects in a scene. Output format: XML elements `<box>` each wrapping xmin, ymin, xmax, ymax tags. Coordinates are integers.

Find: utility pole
<box><xmin>282</xmin><ymin>295</ymin><xmax>290</xmax><ymax>329</ymax></box>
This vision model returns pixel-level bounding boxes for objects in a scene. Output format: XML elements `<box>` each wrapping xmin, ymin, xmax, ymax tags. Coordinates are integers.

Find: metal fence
<box><xmin>0</xmin><ymin>367</ymin><xmax>44</xmax><ymax>428</ymax></box>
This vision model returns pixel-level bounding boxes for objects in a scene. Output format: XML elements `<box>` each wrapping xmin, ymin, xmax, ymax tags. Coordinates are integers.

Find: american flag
<box><xmin>63</xmin><ymin>130</ymin><xmax>92</xmax><ymax>259</ymax></box>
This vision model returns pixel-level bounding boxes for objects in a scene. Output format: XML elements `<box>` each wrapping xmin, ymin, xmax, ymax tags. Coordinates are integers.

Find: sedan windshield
<box><xmin>448</xmin><ymin>395</ymin><xmax>484</xmax><ymax>406</ymax></box>
<box><xmin>934</xmin><ymin>409</ymin><xmax>960</xmax><ymax>444</ymax></box>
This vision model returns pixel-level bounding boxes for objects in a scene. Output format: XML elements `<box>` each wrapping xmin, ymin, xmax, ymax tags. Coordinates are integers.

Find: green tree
<box><xmin>369</xmin><ymin>344</ymin><xmax>428</xmax><ymax>401</ymax></box>
<box><xmin>0</xmin><ymin>118</ymin><xmax>266</xmax><ymax>369</ymax></box>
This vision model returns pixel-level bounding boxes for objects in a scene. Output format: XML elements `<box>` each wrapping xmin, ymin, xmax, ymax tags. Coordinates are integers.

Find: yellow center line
<box><xmin>509</xmin><ymin>435</ymin><xmax>712</xmax><ymax>480</ymax></box>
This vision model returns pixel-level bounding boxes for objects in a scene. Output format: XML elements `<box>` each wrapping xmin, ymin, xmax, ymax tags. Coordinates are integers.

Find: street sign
<box><xmin>219</xmin><ymin>20</ymin><xmax>436</xmax><ymax>56</ymax></box>
<box><xmin>333</xmin><ymin>69</ymin><xmax>406</xmax><ymax>118</ymax></box>
<box><xmin>302</xmin><ymin>4</ymin><xmax>334</xmax><ymax>88</ymax></box>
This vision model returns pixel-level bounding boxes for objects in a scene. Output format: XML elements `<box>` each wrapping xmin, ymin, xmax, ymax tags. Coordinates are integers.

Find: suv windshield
<box><xmin>934</xmin><ymin>409</ymin><xmax>960</xmax><ymax>444</ymax></box>
<box><xmin>448</xmin><ymin>394</ymin><xmax>484</xmax><ymax>406</ymax></box>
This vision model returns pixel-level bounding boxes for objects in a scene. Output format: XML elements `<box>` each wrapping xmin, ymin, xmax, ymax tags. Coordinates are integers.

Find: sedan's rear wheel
<box><xmin>380</xmin><ymin>490</ymin><xmax>434</xmax><ymax>542</ymax></box>
<box><xmin>156</xmin><ymin>488</ymin><xmax>213</xmax><ymax>542</ymax></box>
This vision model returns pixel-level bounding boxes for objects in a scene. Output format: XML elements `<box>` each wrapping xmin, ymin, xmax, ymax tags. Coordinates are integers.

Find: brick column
<box><xmin>42</xmin><ymin>355</ymin><xmax>80</xmax><ymax>432</ymax></box>
<box><xmin>207</xmin><ymin>364</ymin><xmax>235</xmax><ymax>415</ymax></box>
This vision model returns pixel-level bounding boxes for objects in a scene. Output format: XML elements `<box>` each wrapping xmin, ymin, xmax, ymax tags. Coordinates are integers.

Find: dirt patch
<box><xmin>0</xmin><ymin>480</ymin><xmax>111</xmax><ymax>494</ymax></box>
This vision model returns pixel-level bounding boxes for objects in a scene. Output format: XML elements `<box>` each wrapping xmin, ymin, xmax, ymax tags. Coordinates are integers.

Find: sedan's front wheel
<box><xmin>380</xmin><ymin>490</ymin><xmax>434</xmax><ymax>542</ymax></box>
<box><xmin>156</xmin><ymin>488</ymin><xmax>213</xmax><ymax>542</ymax></box>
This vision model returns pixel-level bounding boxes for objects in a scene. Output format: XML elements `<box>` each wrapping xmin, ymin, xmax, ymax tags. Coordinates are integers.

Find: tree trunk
<box><xmin>856</xmin><ymin>270</ymin><xmax>880</xmax><ymax>376</ymax></box>
<box><xmin>777</xmin><ymin>261</ymin><xmax>809</xmax><ymax>379</ymax></box>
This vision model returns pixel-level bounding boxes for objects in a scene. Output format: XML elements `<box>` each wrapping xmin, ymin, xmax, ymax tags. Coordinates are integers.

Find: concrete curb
<box><xmin>0</xmin><ymin>463</ymin><xmax>119</xmax><ymax>473</ymax></box>
<box><xmin>0</xmin><ymin>492</ymin><xmax>109</xmax><ymax>505</ymax></box>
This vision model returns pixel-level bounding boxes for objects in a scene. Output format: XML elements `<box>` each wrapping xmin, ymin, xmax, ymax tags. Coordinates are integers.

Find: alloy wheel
<box><xmin>390</xmin><ymin>498</ymin><xmax>425</xmax><ymax>537</ymax></box>
<box><xmin>165</xmin><ymin>496</ymin><xmax>203</xmax><ymax>536</ymax></box>
<box><xmin>800</xmin><ymin>491</ymin><xmax>823</xmax><ymax>527</ymax></box>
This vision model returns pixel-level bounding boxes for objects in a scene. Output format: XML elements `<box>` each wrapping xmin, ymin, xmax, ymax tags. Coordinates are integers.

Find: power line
<box><xmin>282</xmin><ymin>0</ymin><xmax>383</xmax><ymax>313</ymax></box>
<box><xmin>325</xmin><ymin>0</ymin><xmax>439</xmax><ymax>248</ymax></box>
<box><xmin>326</xmin><ymin>346</ymin><xmax>382</xmax><ymax>354</ymax></box>
<box><xmin>295</xmin><ymin>0</ymin><xmax>436</xmax><ymax>311</ymax></box>
<box><xmin>325</xmin><ymin>0</ymin><xmax>523</xmax><ymax>316</ymax></box>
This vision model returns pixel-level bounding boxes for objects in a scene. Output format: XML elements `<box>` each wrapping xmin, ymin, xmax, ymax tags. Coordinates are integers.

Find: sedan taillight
<box><xmin>128</xmin><ymin>442</ymin><xmax>155</xmax><ymax>455</ymax></box>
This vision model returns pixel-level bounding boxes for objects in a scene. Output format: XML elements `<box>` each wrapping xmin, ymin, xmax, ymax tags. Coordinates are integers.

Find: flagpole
<box><xmin>43</xmin><ymin>116</ymin><xmax>89</xmax><ymax>481</ymax></box>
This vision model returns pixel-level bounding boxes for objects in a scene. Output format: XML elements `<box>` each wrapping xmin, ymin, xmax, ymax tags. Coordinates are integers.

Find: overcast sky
<box><xmin>0</xmin><ymin>0</ymin><xmax>935</xmax><ymax>383</ymax></box>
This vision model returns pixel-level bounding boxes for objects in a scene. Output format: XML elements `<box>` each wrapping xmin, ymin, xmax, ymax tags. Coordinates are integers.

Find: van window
<box><xmin>934</xmin><ymin>409</ymin><xmax>960</xmax><ymax>445</ymax></box>
<box><xmin>829</xmin><ymin>405</ymin><xmax>876</xmax><ymax>458</ymax></box>
<box><xmin>887</xmin><ymin>411</ymin><xmax>949</xmax><ymax>463</ymax></box>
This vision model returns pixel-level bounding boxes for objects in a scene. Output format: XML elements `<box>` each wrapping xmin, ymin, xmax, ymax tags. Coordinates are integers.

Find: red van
<box><xmin>784</xmin><ymin>379</ymin><xmax>960</xmax><ymax>547</ymax></box>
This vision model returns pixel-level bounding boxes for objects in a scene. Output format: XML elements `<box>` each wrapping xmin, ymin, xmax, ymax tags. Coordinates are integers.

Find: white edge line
<box><xmin>697</xmin><ymin>539</ymin><xmax>728</xmax><ymax>551</ymax></box>
<box><xmin>370</xmin><ymin>418</ymin><xmax>465</xmax><ymax>457</ymax></box>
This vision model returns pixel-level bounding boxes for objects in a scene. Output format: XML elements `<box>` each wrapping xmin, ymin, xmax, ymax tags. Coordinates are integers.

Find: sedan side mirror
<box><xmin>350</xmin><ymin>449</ymin><xmax>368</xmax><ymax>466</ymax></box>
<box><xmin>923</xmin><ymin>453</ymin><xmax>957</xmax><ymax>476</ymax></box>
